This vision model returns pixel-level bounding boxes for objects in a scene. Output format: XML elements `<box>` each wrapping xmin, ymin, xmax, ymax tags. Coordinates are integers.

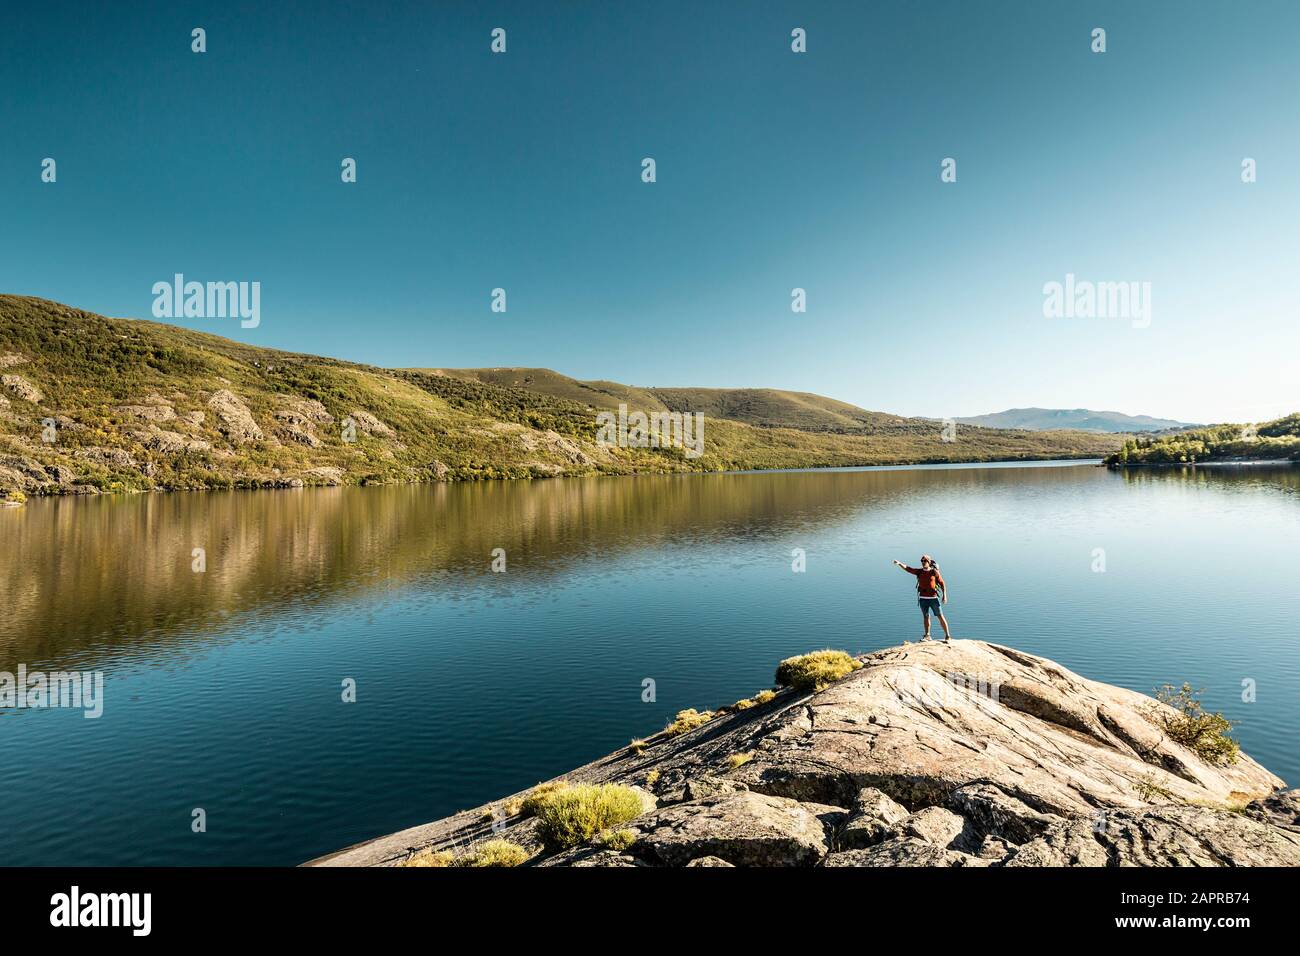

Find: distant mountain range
<box><xmin>955</xmin><ymin>408</ymin><xmax>1198</xmax><ymax>433</ymax></box>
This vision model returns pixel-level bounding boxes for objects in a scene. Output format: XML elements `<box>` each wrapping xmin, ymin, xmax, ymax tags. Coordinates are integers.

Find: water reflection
<box><xmin>2</xmin><ymin>460</ymin><xmax>1298</xmax><ymax>865</ymax></box>
<box><xmin>2</xmin><ymin>461</ymin><xmax>1296</xmax><ymax>674</ymax></box>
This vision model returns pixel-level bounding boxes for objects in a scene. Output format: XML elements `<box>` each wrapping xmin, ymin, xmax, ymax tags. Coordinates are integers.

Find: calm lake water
<box><xmin>2</xmin><ymin>460</ymin><xmax>1297</xmax><ymax>865</ymax></box>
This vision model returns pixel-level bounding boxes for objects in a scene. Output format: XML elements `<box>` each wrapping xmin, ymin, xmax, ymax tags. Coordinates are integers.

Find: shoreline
<box><xmin>1109</xmin><ymin>458</ymin><xmax>1298</xmax><ymax>469</ymax></box>
<box><xmin>3</xmin><ymin>453</ymin><xmax>1108</xmax><ymax>504</ymax></box>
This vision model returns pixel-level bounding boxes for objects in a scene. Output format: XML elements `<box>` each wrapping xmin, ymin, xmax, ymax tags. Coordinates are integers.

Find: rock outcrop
<box><xmin>347</xmin><ymin>409</ymin><xmax>392</xmax><ymax>437</ymax></box>
<box><xmin>0</xmin><ymin>452</ymin><xmax>98</xmax><ymax>495</ymax></box>
<box><xmin>308</xmin><ymin>641</ymin><xmax>1300</xmax><ymax>868</ymax></box>
<box><xmin>113</xmin><ymin>394</ymin><xmax>177</xmax><ymax>422</ymax></box>
<box><xmin>130</xmin><ymin>428</ymin><xmax>212</xmax><ymax>454</ymax></box>
<box><xmin>2</xmin><ymin>373</ymin><xmax>42</xmax><ymax>403</ymax></box>
<box><xmin>207</xmin><ymin>389</ymin><xmax>264</xmax><ymax>443</ymax></box>
<box><xmin>275</xmin><ymin>397</ymin><xmax>333</xmax><ymax>447</ymax></box>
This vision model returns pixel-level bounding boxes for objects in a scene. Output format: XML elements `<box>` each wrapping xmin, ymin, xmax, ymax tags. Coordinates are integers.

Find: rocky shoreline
<box><xmin>307</xmin><ymin>640</ymin><xmax>1300</xmax><ymax>868</ymax></box>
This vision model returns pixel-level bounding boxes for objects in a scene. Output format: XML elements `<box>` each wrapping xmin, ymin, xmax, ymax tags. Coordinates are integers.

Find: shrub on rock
<box><xmin>400</xmin><ymin>849</ymin><xmax>454</xmax><ymax>867</ymax></box>
<box><xmin>775</xmin><ymin>649</ymin><xmax>862</xmax><ymax>692</ymax></box>
<box><xmin>1152</xmin><ymin>683</ymin><xmax>1240</xmax><ymax>766</ymax></box>
<box><xmin>457</xmin><ymin>839</ymin><xmax>530</xmax><ymax>867</ymax></box>
<box><xmin>533</xmin><ymin>784</ymin><xmax>647</xmax><ymax>851</ymax></box>
<box><xmin>664</xmin><ymin>708</ymin><xmax>713</xmax><ymax>737</ymax></box>
<box><xmin>598</xmin><ymin>828</ymin><xmax>638</xmax><ymax>851</ymax></box>
<box><xmin>401</xmin><ymin>840</ymin><xmax>529</xmax><ymax>867</ymax></box>
<box><xmin>519</xmin><ymin>780</ymin><xmax>569</xmax><ymax>817</ymax></box>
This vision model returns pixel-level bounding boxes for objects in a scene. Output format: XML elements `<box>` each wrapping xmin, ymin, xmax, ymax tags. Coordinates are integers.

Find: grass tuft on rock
<box><xmin>727</xmin><ymin>752</ymin><xmax>754</xmax><ymax>770</ymax></box>
<box><xmin>401</xmin><ymin>839</ymin><xmax>529</xmax><ymax>868</ymax></box>
<box><xmin>1152</xmin><ymin>683</ymin><xmax>1240</xmax><ymax>766</ymax></box>
<box><xmin>456</xmin><ymin>839</ymin><xmax>530</xmax><ymax>867</ymax></box>
<box><xmin>775</xmin><ymin>649</ymin><xmax>863</xmax><ymax>693</ymax></box>
<box><xmin>753</xmin><ymin>689</ymin><xmax>777</xmax><ymax>704</ymax></box>
<box><xmin>401</xmin><ymin>849</ymin><xmax>455</xmax><ymax>867</ymax></box>
<box><xmin>532</xmin><ymin>784</ymin><xmax>646</xmax><ymax>851</ymax></box>
<box><xmin>598</xmin><ymin>828</ymin><xmax>638</xmax><ymax>851</ymax></box>
<box><xmin>664</xmin><ymin>708</ymin><xmax>714</xmax><ymax>737</ymax></box>
<box><xmin>1133</xmin><ymin>773</ymin><xmax>1176</xmax><ymax>802</ymax></box>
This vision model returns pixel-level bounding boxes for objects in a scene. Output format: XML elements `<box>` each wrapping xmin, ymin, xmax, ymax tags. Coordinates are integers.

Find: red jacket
<box><xmin>905</xmin><ymin>565</ymin><xmax>945</xmax><ymax>598</ymax></box>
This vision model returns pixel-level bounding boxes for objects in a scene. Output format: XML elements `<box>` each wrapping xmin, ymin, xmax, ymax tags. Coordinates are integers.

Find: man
<box><xmin>892</xmin><ymin>555</ymin><xmax>953</xmax><ymax>643</ymax></box>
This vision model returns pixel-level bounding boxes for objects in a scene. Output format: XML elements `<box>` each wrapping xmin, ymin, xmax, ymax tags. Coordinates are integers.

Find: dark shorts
<box><xmin>918</xmin><ymin>597</ymin><xmax>943</xmax><ymax>616</ymax></box>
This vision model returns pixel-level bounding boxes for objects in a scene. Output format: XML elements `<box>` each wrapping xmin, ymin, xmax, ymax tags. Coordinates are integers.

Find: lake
<box><xmin>2</xmin><ymin>460</ymin><xmax>1297</xmax><ymax>865</ymax></box>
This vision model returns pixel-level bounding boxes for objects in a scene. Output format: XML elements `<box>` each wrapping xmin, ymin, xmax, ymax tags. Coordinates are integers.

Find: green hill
<box><xmin>432</xmin><ymin>369</ymin><xmax>907</xmax><ymax>431</ymax></box>
<box><xmin>650</xmin><ymin>387</ymin><xmax>896</xmax><ymax>431</ymax></box>
<box><xmin>1107</xmin><ymin>415</ymin><xmax>1300</xmax><ymax>466</ymax></box>
<box><xmin>1</xmin><ymin>295</ymin><xmax>1120</xmax><ymax>499</ymax></box>
<box><xmin>412</xmin><ymin>367</ymin><xmax>669</xmax><ymax>412</ymax></box>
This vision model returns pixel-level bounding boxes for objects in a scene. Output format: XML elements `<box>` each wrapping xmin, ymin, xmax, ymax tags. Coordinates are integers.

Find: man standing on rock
<box><xmin>892</xmin><ymin>555</ymin><xmax>952</xmax><ymax>643</ymax></box>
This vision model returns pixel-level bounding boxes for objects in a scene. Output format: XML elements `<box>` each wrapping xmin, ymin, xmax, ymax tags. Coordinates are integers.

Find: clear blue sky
<box><xmin>3</xmin><ymin>0</ymin><xmax>1297</xmax><ymax>423</ymax></box>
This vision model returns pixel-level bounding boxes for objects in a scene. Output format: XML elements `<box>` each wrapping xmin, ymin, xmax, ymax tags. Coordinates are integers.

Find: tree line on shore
<box><xmin>1108</xmin><ymin>414</ymin><xmax>1300</xmax><ymax>465</ymax></box>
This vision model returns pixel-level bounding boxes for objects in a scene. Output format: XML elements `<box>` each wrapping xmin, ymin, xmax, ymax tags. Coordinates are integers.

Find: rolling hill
<box><xmin>415</xmin><ymin>367</ymin><xmax>669</xmax><ymax>413</ymax></box>
<box><xmin>422</xmin><ymin>368</ymin><xmax>903</xmax><ymax>431</ymax></box>
<box><xmin>0</xmin><ymin>296</ymin><xmax>1121</xmax><ymax>499</ymax></box>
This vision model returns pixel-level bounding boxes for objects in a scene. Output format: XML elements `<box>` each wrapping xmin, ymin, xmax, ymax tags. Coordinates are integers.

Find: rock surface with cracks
<box><xmin>307</xmin><ymin>640</ymin><xmax>1300</xmax><ymax>867</ymax></box>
